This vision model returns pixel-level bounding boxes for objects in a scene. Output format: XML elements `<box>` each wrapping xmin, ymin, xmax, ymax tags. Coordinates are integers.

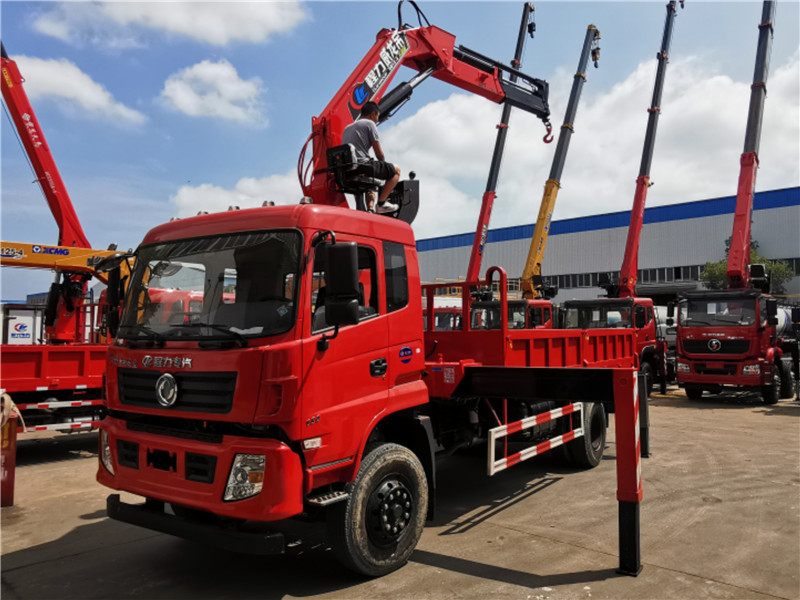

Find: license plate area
<box><xmin>147</xmin><ymin>448</ymin><xmax>177</xmax><ymax>473</ymax></box>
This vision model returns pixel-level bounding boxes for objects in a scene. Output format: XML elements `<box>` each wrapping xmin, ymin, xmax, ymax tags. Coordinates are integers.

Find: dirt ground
<box><xmin>2</xmin><ymin>387</ymin><xmax>799</xmax><ymax>600</ymax></box>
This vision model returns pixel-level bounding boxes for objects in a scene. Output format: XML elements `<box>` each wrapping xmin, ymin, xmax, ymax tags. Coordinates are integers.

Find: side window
<box><xmin>384</xmin><ymin>241</ymin><xmax>408</xmax><ymax>313</ymax></box>
<box><xmin>543</xmin><ymin>307</ymin><xmax>551</xmax><ymax>326</ymax></box>
<box><xmin>529</xmin><ymin>306</ymin><xmax>542</xmax><ymax>328</ymax></box>
<box><xmin>634</xmin><ymin>305</ymin><xmax>647</xmax><ymax>329</ymax></box>
<box><xmin>311</xmin><ymin>244</ymin><xmax>378</xmax><ymax>333</ymax></box>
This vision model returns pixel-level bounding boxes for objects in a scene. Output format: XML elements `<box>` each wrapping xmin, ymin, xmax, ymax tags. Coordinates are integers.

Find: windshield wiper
<box><xmin>169</xmin><ymin>322</ymin><xmax>247</xmax><ymax>347</ymax></box>
<box><xmin>119</xmin><ymin>324</ymin><xmax>165</xmax><ymax>347</ymax></box>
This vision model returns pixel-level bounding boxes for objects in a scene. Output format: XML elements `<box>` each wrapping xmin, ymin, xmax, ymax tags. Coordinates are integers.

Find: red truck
<box><xmin>98</xmin><ymin>204</ymin><xmax>637</xmax><ymax>575</ymax></box>
<box><xmin>97</xmin><ymin>4</ymin><xmax>641</xmax><ymax>577</ymax></box>
<box><xmin>673</xmin><ymin>0</ymin><xmax>800</xmax><ymax>404</ymax></box>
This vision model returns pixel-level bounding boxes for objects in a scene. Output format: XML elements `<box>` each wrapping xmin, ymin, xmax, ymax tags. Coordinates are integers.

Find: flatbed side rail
<box><xmin>488</xmin><ymin>402</ymin><xmax>582</xmax><ymax>475</ymax></box>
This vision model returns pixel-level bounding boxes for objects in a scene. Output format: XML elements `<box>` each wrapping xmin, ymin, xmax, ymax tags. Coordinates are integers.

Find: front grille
<box><xmin>118</xmin><ymin>369</ymin><xmax>237</xmax><ymax>414</ymax></box>
<box><xmin>682</xmin><ymin>340</ymin><xmax>750</xmax><ymax>355</ymax></box>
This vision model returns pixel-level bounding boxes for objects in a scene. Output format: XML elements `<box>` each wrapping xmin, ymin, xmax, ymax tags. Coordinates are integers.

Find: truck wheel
<box><xmin>684</xmin><ymin>385</ymin><xmax>703</xmax><ymax>401</ymax></box>
<box><xmin>779</xmin><ymin>361</ymin><xmax>794</xmax><ymax>399</ymax></box>
<box><xmin>639</xmin><ymin>362</ymin><xmax>654</xmax><ymax>397</ymax></box>
<box><xmin>326</xmin><ymin>443</ymin><xmax>428</xmax><ymax>577</ymax></box>
<box><xmin>567</xmin><ymin>402</ymin><xmax>606</xmax><ymax>468</ymax></box>
<box><xmin>761</xmin><ymin>368</ymin><xmax>780</xmax><ymax>405</ymax></box>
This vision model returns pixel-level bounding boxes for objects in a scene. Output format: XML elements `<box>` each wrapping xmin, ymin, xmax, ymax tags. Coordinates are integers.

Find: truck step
<box><xmin>307</xmin><ymin>490</ymin><xmax>349</xmax><ymax>506</ymax></box>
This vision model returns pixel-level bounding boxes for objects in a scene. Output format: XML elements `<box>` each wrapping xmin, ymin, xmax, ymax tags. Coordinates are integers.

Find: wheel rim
<box><xmin>366</xmin><ymin>477</ymin><xmax>414</xmax><ymax>548</ymax></box>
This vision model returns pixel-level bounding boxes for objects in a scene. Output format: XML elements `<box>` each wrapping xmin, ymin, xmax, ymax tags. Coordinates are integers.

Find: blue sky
<box><xmin>2</xmin><ymin>1</ymin><xmax>799</xmax><ymax>300</ymax></box>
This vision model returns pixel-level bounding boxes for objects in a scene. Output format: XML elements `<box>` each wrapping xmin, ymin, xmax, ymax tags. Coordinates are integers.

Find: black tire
<box><xmin>326</xmin><ymin>443</ymin><xmax>428</xmax><ymax>577</ymax></box>
<box><xmin>762</xmin><ymin>367</ymin><xmax>780</xmax><ymax>405</ymax></box>
<box><xmin>640</xmin><ymin>362</ymin><xmax>654</xmax><ymax>398</ymax></box>
<box><xmin>684</xmin><ymin>384</ymin><xmax>703</xmax><ymax>401</ymax></box>
<box><xmin>779</xmin><ymin>361</ymin><xmax>794</xmax><ymax>399</ymax></box>
<box><xmin>567</xmin><ymin>402</ymin><xmax>606</xmax><ymax>468</ymax></box>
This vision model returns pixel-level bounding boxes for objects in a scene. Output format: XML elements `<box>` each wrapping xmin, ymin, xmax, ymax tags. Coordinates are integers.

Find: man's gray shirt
<box><xmin>341</xmin><ymin>118</ymin><xmax>379</xmax><ymax>161</ymax></box>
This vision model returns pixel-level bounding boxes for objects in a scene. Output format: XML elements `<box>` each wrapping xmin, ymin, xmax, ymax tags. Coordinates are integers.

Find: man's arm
<box><xmin>371</xmin><ymin>140</ymin><xmax>386</xmax><ymax>162</ymax></box>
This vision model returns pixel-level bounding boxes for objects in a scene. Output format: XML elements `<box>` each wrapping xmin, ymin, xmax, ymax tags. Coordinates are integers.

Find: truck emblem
<box><xmin>708</xmin><ymin>339</ymin><xmax>722</xmax><ymax>352</ymax></box>
<box><xmin>155</xmin><ymin>373</ymin><xmax>179</xmax><ymax>407</ymax></box>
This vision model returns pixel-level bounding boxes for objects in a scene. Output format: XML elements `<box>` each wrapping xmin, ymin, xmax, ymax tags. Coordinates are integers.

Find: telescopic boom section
<box><xmin>302</xmin><ymin>20</ymin><xmax>550</xmax><ymax>207</ymax></box>
<box><xmin>521</xmin><ymin>24</ymin><xmax>601</xmax><ymax>298</ymax></box>
<box><xmin>466</xmin><ymin>3</ymin><xmax>538</xmax><ymax>283</ymax></box>
<box><xmin>726</xmin><ymin>0</ymin><xmax>775</xmax><ymax>289</ymax></box>
<box><xmin>617</xmin><ymin>1</ymin><xmax>681</xmax><ymax>299</ymax></box>
<box><xmin>1</xmin><ymin>43</ymin><xmax>90</xmax><ymax>249</ymax></box>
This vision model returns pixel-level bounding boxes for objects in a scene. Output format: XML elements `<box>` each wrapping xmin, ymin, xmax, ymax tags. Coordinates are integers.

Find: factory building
<box><xmin>417</xmin><ymin>187</ymin><xmax>800</xmax><ymax>304</ymax></box>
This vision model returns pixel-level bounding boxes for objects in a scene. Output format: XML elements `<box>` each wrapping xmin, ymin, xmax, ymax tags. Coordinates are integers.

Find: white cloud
<box><xmin>167</xmin><ymin>52</ymin><xmax>799</xmax><ymax>241</ymax></box>
<box><xmin>12</xmin><ymin>55</ymin><xmax>146</xmax><ymax>125</ymax></box>
<box><xmin>33</xmin><ymin>2</ymin><xmax>309</xmax><ymax>48</ymax></box>
<box><xmin>384</xmin><ymin>51</ymin><xmax>800</xmax><ymax>239</ymax></box>
<box><xmin>160</xmin><ymin>60</ymin><xmax>265</xmax><ymax>124</ymax></box>
<box><xmin>171</xmin><ymin>173</ymin><xmax>302</xmax><ymax>216</ymax></box>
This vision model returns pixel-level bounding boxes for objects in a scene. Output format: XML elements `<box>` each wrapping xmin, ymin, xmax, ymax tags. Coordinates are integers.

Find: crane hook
<box><xmin>542</xmin><ymin>120</ymin><xmax>554</xmax><ymax>144</ymax></box>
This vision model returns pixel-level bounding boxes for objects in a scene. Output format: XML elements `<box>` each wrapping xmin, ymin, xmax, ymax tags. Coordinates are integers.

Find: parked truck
<box><xmin>672</xmin><ymin>0</ymin><xmax>800</xmax><ymax>403</ymax></box>
<box><xmin>98</xmin><ymin>3</ymin><xmax>641</xmax><ymax>577</ymax></box>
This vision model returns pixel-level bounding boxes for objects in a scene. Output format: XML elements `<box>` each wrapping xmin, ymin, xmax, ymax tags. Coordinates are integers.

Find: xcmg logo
<box><xmin>32</xmin><ymin>245</ymin><xmax>70</xmax><ymax>256</ymax></box>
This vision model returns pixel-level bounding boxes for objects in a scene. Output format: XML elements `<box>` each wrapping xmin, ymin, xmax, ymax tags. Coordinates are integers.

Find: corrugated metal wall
<box><xmin>418</xmin><ymin>187</ymin><xmax>800</xmax><ymax>300</ymax></box>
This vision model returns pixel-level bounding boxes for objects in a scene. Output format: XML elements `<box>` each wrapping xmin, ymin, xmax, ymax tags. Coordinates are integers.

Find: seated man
<box><xmin>340</xmin><ymin>101</ymin><xmax>401</xmax><ymax>213</ymax></box>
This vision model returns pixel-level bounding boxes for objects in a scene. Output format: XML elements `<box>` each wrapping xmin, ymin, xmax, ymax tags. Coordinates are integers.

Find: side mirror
<box><xmin>324</xmin><ymin>242</ymin><xmax>360</xmax><ymax>327</ymax></box>
<box><xmin>105</xmin><ymin>267</ymin><xmax>121</xmax><ymax>338</ymax></box>
<box><xmin>667</xmin><ymin>302</ymin><xmax>675</xmax><ymax>319</ymax></box>
<box><xmin>766</xmin><ymin>297</ymin><xmax>778</xmax><ymax>326</ymax></box>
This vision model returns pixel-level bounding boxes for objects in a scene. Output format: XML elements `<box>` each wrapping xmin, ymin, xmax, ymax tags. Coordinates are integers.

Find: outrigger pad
<box><xmin>387</xmin><ymin>178</ymin><xmax>420</xmax><ymax>225</ymax></box>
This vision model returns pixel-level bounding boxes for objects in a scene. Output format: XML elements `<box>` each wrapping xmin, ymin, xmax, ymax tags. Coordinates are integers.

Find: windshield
<box><xmin>119</xmin><ymin>230</ymin><xmax>302</xmax><ymax>341</ymax></box>
<box><xmin>679</xmin><ymin>297</ymin><xmax>757</xmax><ymax>327</ymax></box>
<box><xmin>563</xmin><ymin>302</ymin><xmax>632</xmax><ymax>329</ymax></box>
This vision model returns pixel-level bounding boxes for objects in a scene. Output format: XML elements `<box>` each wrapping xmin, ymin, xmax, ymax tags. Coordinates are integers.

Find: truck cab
<box><xmin>99</xmin><ymin>204</ymin><xmax>430</xmax><ymax>526</ymax></box>
<box><xmin>560</xmin><ymin>296</ymin><xmax>664</xmax><ymax>394</ymax></box>
<box><xmin>469</xmin><ymin>299</ymin><xmax>553</xmax><ymax>330</ymax></box>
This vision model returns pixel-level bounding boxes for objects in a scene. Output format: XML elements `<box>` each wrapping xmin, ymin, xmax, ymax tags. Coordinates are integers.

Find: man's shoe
<box><xmin>376</xmin><ymin>201</ymin><xmax>399</xmax><ymax>214</ymax></box>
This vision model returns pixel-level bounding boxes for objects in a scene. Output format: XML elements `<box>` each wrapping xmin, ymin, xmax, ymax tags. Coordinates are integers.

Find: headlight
<box><xmin>742</xmin><ymin>364</ymin><xmax>761</xmax><ymax>375</ymax></box>
<box><xmin>224</xmin><ymin>454</ymin><xmax>265</xmax><ymax>501</ymax></box>
<box><xmin>100</xmin><ymin>429</ymin><xmax>115</xmax><ymax>475</ymax></box>
<box><xmin>677</xmin><ymin>362</ymin><xmax>690</xmax><ymax>374</ymax></box>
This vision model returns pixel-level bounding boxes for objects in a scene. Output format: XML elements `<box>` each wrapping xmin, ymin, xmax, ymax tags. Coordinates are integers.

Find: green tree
<box><xmin>700</xmin><ymin>238</ymin><xmax>793</xmax><ymax>293</ymax></box>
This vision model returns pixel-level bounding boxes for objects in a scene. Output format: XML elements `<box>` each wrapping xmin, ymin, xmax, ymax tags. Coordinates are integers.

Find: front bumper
<box><xmin>98</xmin><ymin>416</ymin><xmax>304</xmax><ymax>522</ymax></box>
<box><xmin>107</xmin><ymin>494</ymin><xmax>286</xmax><ymax>555</ymax></box>
<box><xmin>676</xmin><ymin>359</ymin><xmax>768</xmax><ymax>388</ymax></box>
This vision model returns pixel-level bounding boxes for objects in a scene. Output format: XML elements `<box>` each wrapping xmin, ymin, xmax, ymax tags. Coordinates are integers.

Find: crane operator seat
<box><xmin>326</xmin><ymin>144</ymin><xmax>420</xmax><ymax>224</ymax></box>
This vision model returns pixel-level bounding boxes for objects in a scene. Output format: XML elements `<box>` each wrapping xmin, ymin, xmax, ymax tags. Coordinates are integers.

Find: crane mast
<box><xmin>1</xmin><ymin>42</ymin><xmax>95</xmax><ymax>343</ymax></box>
<box><xmin>1</xmin><ymin>43</ymin><xmax>90</xmax><ymax>250</ymax></box>
<box><xmin>520</xmin><ymin>24</ymin><xmax>601</xmax><ymax>298</ymax></box>
<box><xmin>726</xmin><ymin>0</ymin><xmax>775</xmax><ymax>289</ymax></box>
<box><xmin>616</xmin><ymin>0</ymin><xmax>682</xmax><ymax>299</ymax></box>
<box><xmin>465</xmin><ymin>3</ymin><xmax>539</xmax><ymax>283</ymax></box>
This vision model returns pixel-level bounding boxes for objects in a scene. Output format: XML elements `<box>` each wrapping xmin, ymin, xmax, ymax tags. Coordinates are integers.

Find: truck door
<box><xmin>301</xmin><ymin>241</ymin><xmax>388</xmax><ymax>468</ymax></box>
